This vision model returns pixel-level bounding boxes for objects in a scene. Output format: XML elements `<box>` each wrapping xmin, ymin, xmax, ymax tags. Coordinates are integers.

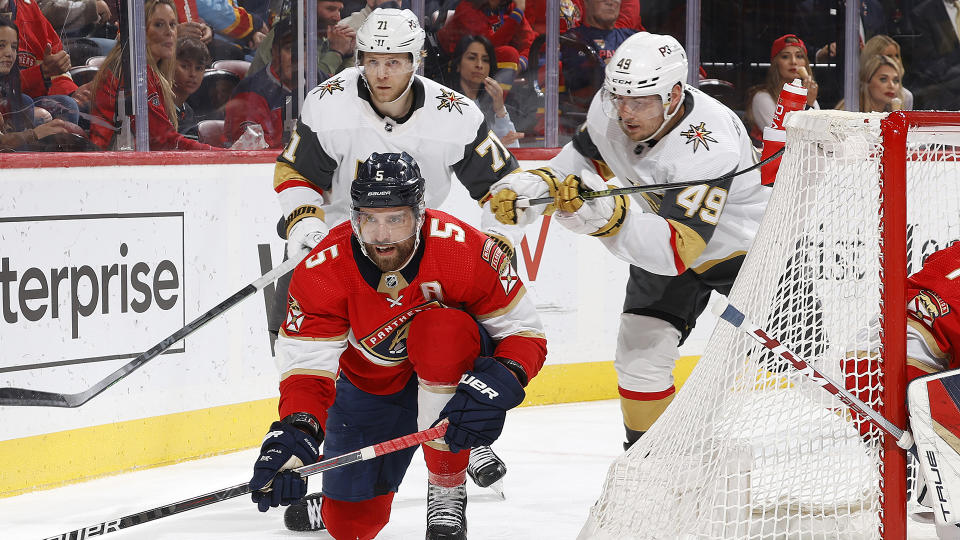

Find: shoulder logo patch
<box><xmin>910</xmin><ymin>290</ymin><xmax>951</xmax><ymax>326</ymax></box>
<box><xmin>482</xmin><ymin>238</ymin><xmax>518</xmax><ymax>295</ymax></box>
<box><xmin>284</xmin><ymin>295</ymin><xmax>305</xmax><ymax>334</ymax></box>
<box><xmin>680</xmin><ymin>121</ymin><xmax>717</xmax><ymax>152</ymax></box>
<box><xmin>316</xmin><ymin>76</ymin><xmax>346</xmax><ymax>98</ymax></box>
<box><xmin>436</xmin><ymin>89</ymin><xmax>468</xmax><ymax>114</ymax></box>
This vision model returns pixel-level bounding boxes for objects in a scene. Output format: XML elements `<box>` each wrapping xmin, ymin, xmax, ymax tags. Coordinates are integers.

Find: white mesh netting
<box><xmin>578</xmin><ymin>111</ymin><xmax>960</xmax><ymax>540</ymax></box>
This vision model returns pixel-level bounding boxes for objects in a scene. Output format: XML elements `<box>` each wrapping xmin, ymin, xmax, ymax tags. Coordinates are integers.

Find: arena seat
<box><xmin>197</xmin><ymin>119</ymin><xmax>226</xmax><ymax>147</ymax></box>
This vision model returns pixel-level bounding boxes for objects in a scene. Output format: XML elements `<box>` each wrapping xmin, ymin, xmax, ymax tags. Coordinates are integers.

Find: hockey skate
<box><xmin>466</xmin><ymin>446</ymin><xmax>506</xmax><ymax>499</ymax></box>
<box><xmin>283</xmin><ymin>492</ymin><xmax>325</xmax><ymax>531</ymax></box>
<box><xmin>426</xmin><ymin>481</ymin><xmax>467</xmax><ymax>540</ymax></box>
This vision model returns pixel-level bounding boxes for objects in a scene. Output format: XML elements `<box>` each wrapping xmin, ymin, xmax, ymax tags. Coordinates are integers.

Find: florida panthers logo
<box><xmin>360</xmin><ymin>302</ymin><xmax>442</xmax><ymax>363</ymax></box>
<box><xmin>284</xmin><ymin>296</ymin><xmax>305</xmax><ymax>334</ymax></box>
<box><xmin>680</xmin><ymin>122</ymin><xmax>718</xmax><ymax>152</ymax></box>
<box><xmin>316</xmin><ymin>77</ymin><xmax>346</xmax><ymax>98</ymax></box>
<box><xmin>436</xmin><ymin>90</ymin><xmax>468</xmax><ymax>114</ymax></box>
<box><xmin>909</xmin><ymin>290</ymin><xmax>950</xmax><ymax>326</ymax></box>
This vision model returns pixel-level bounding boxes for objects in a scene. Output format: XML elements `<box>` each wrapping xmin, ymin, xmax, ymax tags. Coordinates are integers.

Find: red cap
<box><xmin>770</xmin><ymin>34</ymin><xmax>807</xmax><ymax>61</ymax></box>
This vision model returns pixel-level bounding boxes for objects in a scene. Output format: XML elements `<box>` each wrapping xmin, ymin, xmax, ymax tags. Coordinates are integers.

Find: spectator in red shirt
<box><xmin>438</xmin><ymin>0</ymin><xmax>535</xmax><ymax>89</ymax></box>
<box><xmin>89</xmin><ymin>0</ymin><xmax>222</xmax><ymax>150</ymax></box>
<box><xmin>525</xmin><ymin>0</ymin><xmax>643</xmax><ymax>35</ymax></box>
<box><xmin>0</xmin><ymin>0</ymin><xmax>81</xmax><ymax>124</ymax></box>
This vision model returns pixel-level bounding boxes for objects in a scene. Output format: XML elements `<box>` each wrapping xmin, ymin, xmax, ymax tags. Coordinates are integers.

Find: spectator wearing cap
<box><xmin>248</xmin><ymin>0</ymin><xmax>353</xmax><ymax>78</ymax></box>
<box><xmin>745</xmin><ymin>33</ymin><xmax>820</xmax><ymax>146</ymax></box>
<box><xmin>0</xmin><ymin>0</ymin><xmax>81</xmax><ymax>124</ymax></box>
<box><xmin>438</xmin><ymin>0</ymin><xmax>536</xmax><ymax>90</ymax></box>
<box><xmin>172</xmin><ymin>37</ymin><xmax>211</xmax><ymax>140</ymax></box>
<box><xmin>224</xmin><ymin>19</ymin><xmax>301</xmax><ymax>148</ymax></box>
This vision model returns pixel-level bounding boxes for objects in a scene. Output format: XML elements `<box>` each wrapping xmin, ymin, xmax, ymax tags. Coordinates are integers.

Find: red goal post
<box><xmin>578</xmin><ymin>110</ymin><xmax>960</xmax><ymax>540</ymax></box>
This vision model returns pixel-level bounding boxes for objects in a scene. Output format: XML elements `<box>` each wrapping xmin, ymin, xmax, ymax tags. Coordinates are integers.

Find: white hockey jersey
<box><xmin>548</xmin><ymin>85</ymin><xmax>770</xmax><ymax>276</ymax></box>
<box><xmin>274</xmin><ymin>69</ymin><xmax>519</xmax><ymax>227</ymax></box>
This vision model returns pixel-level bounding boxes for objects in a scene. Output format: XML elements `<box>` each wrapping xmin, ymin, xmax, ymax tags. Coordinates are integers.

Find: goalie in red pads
<box><xmin>903</xmin><ymin>243</ymin><xmax>960</xmax><ymax>538</ymax></box>
<box><xmin>248</xmin><ymin>152</ymin><xmax>546</xmax><ymax>540</ymax></box>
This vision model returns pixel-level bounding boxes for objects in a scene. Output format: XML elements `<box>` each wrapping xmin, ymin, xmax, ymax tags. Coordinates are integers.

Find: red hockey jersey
<box><xmin>906</xmin><ymin>242</ymin><xmax>960</xmax><ymax>376</ymax></box>
<box><xmin>275</xmin><ymin>209</ymin><xmax>547</xmax><ymax>426</ymax></box>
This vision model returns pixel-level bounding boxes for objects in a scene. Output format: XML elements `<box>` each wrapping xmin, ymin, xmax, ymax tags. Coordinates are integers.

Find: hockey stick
<box><xmin>43</xmin><ymin>424</ymin><xmax>448</xmax><ymax>540</ymax></box>
<box><xmin>0</xmin><ymin>255</ymin><xmax>303</xmax><ymax>408</ymax></box>
<box><xmin>712</xmin><ymin>299</ymin><xmax>915</xmax><ymax>451</ymax></box>
<box><xmin>515</xmin><ymin>147</ymin><xmax>784</xmax><ymax>208</ymax></box>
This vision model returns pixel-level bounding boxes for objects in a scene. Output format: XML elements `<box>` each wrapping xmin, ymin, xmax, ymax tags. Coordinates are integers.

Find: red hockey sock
<box><xmin>321</xmin><ymin>493</ymin><xmax>394</xmax><ymax>540</ymax></box>
<box><xmin>423</xmin><ymin>444</ymin><xmax>469</xmax><ymax>487</ymax></box>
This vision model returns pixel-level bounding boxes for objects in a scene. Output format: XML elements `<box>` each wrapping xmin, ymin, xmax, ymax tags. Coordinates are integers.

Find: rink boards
<box><xmin>0</xmin><ymin>149</ymin><xmax>713</xmax><ymax>496</ymax></box>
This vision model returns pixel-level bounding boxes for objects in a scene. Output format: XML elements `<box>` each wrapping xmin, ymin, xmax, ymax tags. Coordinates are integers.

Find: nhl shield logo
<box><xmin>385</xmin><ymin>274</ymin><xmax>399</xmax><ymax>288</ymax></box>
<box><xmin>284</xmin><ymin>296</ymin><xmax>305</xmax><ymax>333</ymax></box>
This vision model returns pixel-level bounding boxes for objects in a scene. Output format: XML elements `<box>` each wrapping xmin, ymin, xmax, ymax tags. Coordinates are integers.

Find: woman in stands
<box><xmin>860</xmin><ymin>34</ymin><xmax>913</xmax><ymax>110</ymax></box>
<box><xmin>746</xmin><ymin>34</ymin><xmax>819</xmax><ymax>145</ymax></box>
<box><xmin>447</xmin><ymin>35</ymin><xmax>523</xmax><ymax>147</ymax></box>
<box><xmin>835</xmin><ymin>54</ymin><xmax>906</xmax><ymax>113</ymax></box>
<box><xmin>89</xmin><ymin>0</ymin><xmax>222</xmax><ymax>150</ymax></box>
<box><xmin>0</xmin><ymin>17</ymin><xmax>85</xmax><ymax>150</ymax></box>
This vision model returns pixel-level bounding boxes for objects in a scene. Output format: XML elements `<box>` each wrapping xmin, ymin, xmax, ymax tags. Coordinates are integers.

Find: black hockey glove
<box><xmin>249</xmin><ymin>419</ymin><xmax>322</xmax><ymax>512</ymax></box>
<box><xmin>438</xmin><ymin>356</ymin><xmax>526</xmax><ymax>453</ymax></box>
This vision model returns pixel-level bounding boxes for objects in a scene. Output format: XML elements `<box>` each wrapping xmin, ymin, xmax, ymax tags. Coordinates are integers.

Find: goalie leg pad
<box><xmin>908</xmin><ymin>369</ymin><xmax>960</xmax><ymax>527</ymax></box>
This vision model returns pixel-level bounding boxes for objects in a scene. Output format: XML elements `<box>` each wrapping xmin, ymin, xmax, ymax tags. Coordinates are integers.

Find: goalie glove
<box><xmin>285</xmin><ymin>205</ymin><xmax>330</xmax><ymax>260</ymax></box>
<box><xmin>485</xmin><ymin>168</ymin><xmax>563</xmax><ymax>226</ymax></box>
<box><xmin>552</xmin><ymin>170</ymin><xmax>630</xmax><ymax>238</ymax></box>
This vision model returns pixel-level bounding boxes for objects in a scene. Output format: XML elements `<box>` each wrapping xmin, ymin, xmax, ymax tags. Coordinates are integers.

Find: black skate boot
<box><xmin>283</xmin><ymin>492</ymin><xmax>325</xmax><ymax>531</ymax></box>
<box><xmin>466</xmin><ymin>446</ymin><xmax>506</xmax><ymax>489</ymax></box>
<box><xmin>426</xmin><ymin>481</ymin><xmax>467</xmax><ymax>540</ymax></box>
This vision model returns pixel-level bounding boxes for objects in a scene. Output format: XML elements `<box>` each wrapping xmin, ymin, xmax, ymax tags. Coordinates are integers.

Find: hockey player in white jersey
<box><xmin>486</xmin><ymin>32</ymin><xmax>770</xmax><ymax>450</ymax></box>
<box><xmin>268</xmin><ymin>7</ymin><xmax>519</xmax><ymax>534</ymax></box>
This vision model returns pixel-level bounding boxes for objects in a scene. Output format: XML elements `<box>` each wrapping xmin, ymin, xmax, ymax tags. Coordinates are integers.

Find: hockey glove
<box><xmin>486</xmin><ymin>169</ymin><xmax>562</xmax><ymax>226</ymax></box>
<box><xmin>249</xmin><ymin>420</ymin><xmax>322</xmax><ymax>512</ymax></box>
<box><xmin>285</xmin><ymin>207</ymin><xmax>329</xmax><ymax>260</ymax></box>
<box><xmin>439</xmin><ymin>356</ymin><xmax>526</xmax><ymax>453</ymax></box>
<box><xmin>553</xmin><ymin>170</ymin><xmax>629</xmax><ymax>238</ymax></box>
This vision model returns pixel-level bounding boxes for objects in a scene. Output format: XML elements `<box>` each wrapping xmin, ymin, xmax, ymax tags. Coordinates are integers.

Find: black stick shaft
<box><xmin>1</xmin><ymin>256</ymin><xmax>302</xmax><ymax>408</ymax></box>
<box><xmin>518</xmin><ymin>147</ymin><xmax>783</xmax><ymax>207</ymax></box>
<box><xmin>44</xmin><ymin>425</ymin><xmax>447</xmax><ymax>539</ymax></box>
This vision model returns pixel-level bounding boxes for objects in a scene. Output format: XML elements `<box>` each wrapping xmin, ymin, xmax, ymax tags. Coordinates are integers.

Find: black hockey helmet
<box><xmin>351</xmin><ymin>152</ymin><xmax>425</xmax><ymax>211</ymax></box>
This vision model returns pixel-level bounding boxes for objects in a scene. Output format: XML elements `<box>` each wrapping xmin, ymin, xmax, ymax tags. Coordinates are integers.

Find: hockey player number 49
<box><xmin>675</xmin><ymin>185</ymin><xmax>727</xmax><ymax>225</ymax></box>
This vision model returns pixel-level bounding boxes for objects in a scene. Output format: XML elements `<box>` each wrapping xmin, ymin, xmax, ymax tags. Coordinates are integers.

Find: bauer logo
<box><xmin>0</xmin><ymin>213</ymin><xmax>185</xmax><ymax>371</ymax></box>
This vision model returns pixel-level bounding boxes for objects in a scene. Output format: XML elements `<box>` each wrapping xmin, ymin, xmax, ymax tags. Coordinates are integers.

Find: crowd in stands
<box><xmin>1</xmin><ymin>0</ymin><xmax>959</xmax><ymax>152</ymax></box>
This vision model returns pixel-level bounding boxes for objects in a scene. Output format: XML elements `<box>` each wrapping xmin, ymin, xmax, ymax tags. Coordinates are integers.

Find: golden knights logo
<box><xmin>360</xmin><ymin>302</ymin><xmax>441</xmax><ymax>363</ymax></box>
<box><xmin>436</xmin><ymin>89</ymin><xmax>468</xmax><ymax>114</ymax></box>
<box><xmin>284</xmin><ymin>296</ymin><xmax>305</xmax><ymax>334</ymax></box>
<box><xmin>316</xmin><ymin>76</ymin><xmax>346</xmax><ymax>98</ymax></box>
<box><xmin>909</xmin><ymin>290</ymin><xmax>951</xmax><ymax>326</ymax></box>
<box><xmin>680</xmin><ymin>122</ymin><xmax>718</xmax><ymax>152</ymax></box>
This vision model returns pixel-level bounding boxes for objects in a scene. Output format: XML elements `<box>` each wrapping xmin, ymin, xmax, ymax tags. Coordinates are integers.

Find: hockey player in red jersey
<box><xmin>248</xmin><ymin>152</ymin><xmax>546</xmax><ymax>540</ymax></box>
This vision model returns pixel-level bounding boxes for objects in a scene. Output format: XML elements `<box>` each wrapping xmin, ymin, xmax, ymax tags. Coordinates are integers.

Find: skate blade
<box><xmin>488</xmin><ymin>479</ymin><xmax>506</xmax><ymax>500</ymax></box>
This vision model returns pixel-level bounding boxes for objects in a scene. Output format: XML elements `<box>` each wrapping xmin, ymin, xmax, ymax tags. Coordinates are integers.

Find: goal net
<box><xmin>578</xmin><ymin>110</ymin><xmax>960</xmax><ymax>540</ymax></box>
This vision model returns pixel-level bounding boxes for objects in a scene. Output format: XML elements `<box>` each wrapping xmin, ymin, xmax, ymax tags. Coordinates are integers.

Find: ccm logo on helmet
<box><xmin>611</xmin><ymin>78</ymin><xmax>632</xmax><ymax>85</ymax></box>
<box><xmin>460</xmin><ymin>374</ymin><xmax>500</xmax><ymax>399</ymax></box>
<box><xmin>659</xmin><ymin>44</ymin><xmax>673</xmax><ymax>56</ymax></box>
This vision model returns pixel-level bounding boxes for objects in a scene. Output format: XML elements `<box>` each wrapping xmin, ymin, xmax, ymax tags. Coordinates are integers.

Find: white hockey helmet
<box><xmin>604</xmin><ymin>32</ymin><xmax>688</xmax><ymax>103</ymax></box>
<box><xmin>355</xmin><ymin>8</ymin><xmax>426</xmax><ymax>72</ymax></box>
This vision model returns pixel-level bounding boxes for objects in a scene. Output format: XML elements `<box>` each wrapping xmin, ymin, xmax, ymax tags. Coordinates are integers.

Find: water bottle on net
<box><xmin>761</xmin><ymin>78</ymin><xmax>808</xmax><ymax>186</ymax></box>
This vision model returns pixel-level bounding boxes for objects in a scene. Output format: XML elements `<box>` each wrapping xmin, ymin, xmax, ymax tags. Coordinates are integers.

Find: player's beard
<box><xmin>364</xmin><ymin>235</ymin><xmax>417</xmax><ymax>272</ymax></box>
